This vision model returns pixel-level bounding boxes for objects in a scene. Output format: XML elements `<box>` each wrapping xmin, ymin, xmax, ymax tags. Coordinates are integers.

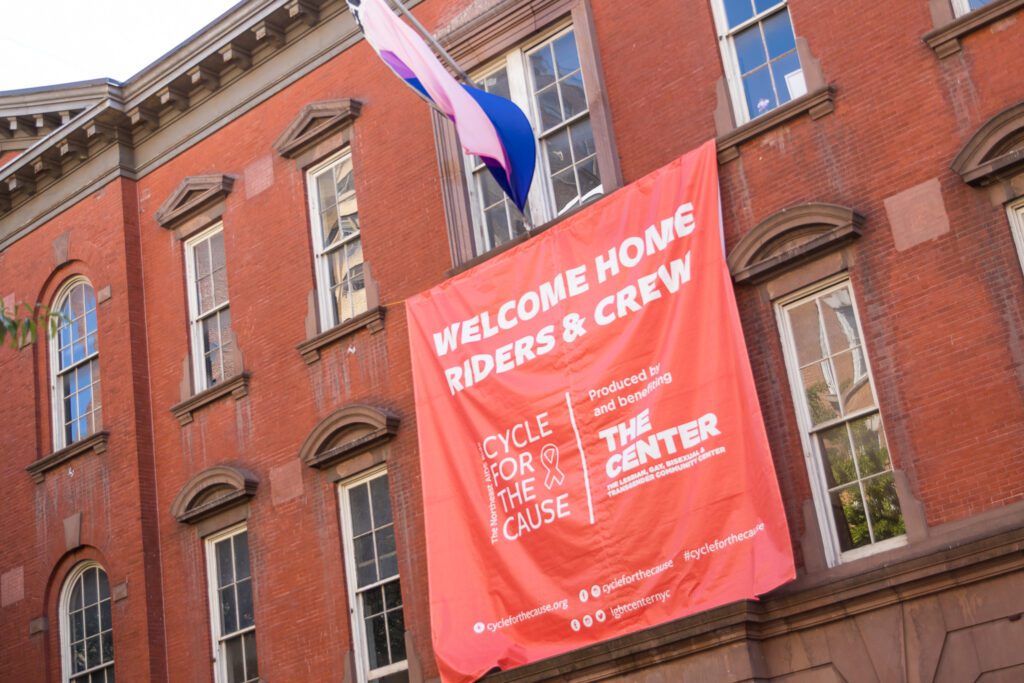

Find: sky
<box><xmin>0</xmin><ymin>0</ymin><xmax>243</xmax><ymax>91</ymax></box>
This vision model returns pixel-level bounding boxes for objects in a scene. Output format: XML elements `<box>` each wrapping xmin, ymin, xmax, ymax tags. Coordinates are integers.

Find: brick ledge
<box><xmin>170</xmin><ymin>372</ymin><xmax>250</xmax><ymax>426</ymax></box>
<box><xmin>297</xmin><ymin>306</ymin><xmax>385</xmax><ymax>364</ymax></box>
<box><xmin>716</xmin><ymin>86</ymin><xmax>836</xmax><ymax>164</ymax></box>
<box><xmin>26</xmin><ymin>431</ymin><xmax>109</xmax><ymax>483</ymax></box>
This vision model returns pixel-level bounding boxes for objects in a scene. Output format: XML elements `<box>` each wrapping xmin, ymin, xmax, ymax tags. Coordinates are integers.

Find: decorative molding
<box><xmin>154</xmin><ymin>173</ymin><xmax>236</xmax><ymax>229</ymax></box>
<box><xmin>299</xmin><ymin>404</ymin><xmax>400</xmax><ymax>470</ymax></box>
<box><xmin>923</xmin><ymin>0</ymin><xmax>1024</xmax><ymax>58</ymax></box>
<box><xmin>727</xmin><ymin>203</ymin><xmax>864</xmax><ymax>285</ymax></box>
<box><xmin>717</xmin><ymin>87</ymin><xmax>835</xmax><ymax>164</ymax></box>
<box><xmin>952</xmin><ymin>99</ymin><xmax>1024</xmax><ymax>187</ymax></box>
<box><xmin>170</xmin><ymin>464</ymin><xmax>259</xmax><ymax>525</ymax></box>
<box><xmin>297</xmin><ymin>305</ymin><xmax>385</xmax><ymax>364</ymax></box>
<box><xmin>26</xmin><ymin>431</ymin><xmax>109</xmax><ymax>484</ymax></box>
<box><xmin>273</xmin><ymin>98</ymin><xmax>363</xmax><ymax>160</ymax></box>
<box><xmin>170</xmin><ymin>372</ymin><xmax>250</xmax><ymax>426</ymax></box>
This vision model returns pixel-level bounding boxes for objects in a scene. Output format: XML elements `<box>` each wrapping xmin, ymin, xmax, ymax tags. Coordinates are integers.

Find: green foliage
<box><xmin>0</xmin><ymin>301</ymin><xmax>64</xmax><ymax>348</ymax></box>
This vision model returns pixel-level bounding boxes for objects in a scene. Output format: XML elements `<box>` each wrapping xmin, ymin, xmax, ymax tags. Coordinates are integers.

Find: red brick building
<box><xmin>1</xmin><ymin>0</ymin><xmax>1023</xmax><ymax>681</ymax></box>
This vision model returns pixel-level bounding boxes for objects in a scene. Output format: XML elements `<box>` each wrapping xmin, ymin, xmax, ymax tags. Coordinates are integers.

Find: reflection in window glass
<box><xmin>186</xmin><ymin>227</ymin><xmax>237</xmax><ymax>391</ymax></box>
<box><xmin>208</xmin><ymin>528</ymin><xmax>258</xmax><ymax>683</ymax></box>
<box><xmin>782</xmin><ymin>283</ymin><xmax>905</xmax><ymax>557</ymax></box>
<box><xmin>53</xmin><ymin>280</ymin><xmax>102</xmax><ymax>448</ymax></box>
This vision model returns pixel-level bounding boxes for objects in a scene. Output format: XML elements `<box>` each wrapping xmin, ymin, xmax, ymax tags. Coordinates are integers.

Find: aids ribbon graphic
<box><xmin>540</xmin><ymin>444</ymin><xmax>565</xmax><ymax>490</ymax></box>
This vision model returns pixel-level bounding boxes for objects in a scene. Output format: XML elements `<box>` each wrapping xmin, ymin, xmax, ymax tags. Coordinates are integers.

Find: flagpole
<box><xmin>389</xmin><ymin>0</ymin><xmax>472</xmax><ymax>83</ymax></box>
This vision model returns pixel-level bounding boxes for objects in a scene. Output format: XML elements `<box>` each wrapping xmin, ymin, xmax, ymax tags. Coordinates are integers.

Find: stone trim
<box><xmin>717</xmin><ymin>86</ymin><xmax>835</xmax><ymax>164</ymax></box>
<box><xmin>923</xmin><ymin>0</ymin><xmax>1024</xmax><ymax>59</ymax></box>
<box><xmin>154</xmin><ymin>174</ymin><xmax>236</xmax><ymax>229</ymax></box>
<box><xmin>727</xmin><ymin>203</ymin><xmax>864</xmax><ymax>285</ymax></box>
<box><xmin>273</xmin><ymin>98</ymin><xmax>362</xmax><ymax>160</ymax></box>
<box><xmin>170</xmin><ymin>464</ymin><xmax>259</xmax><ymax>525</ymax></box>
<box><xmin>170</xmin><ymin>372</ymin><xmax>250</xmax><ymax>426</ymax></box>
<box><xmin>26</xmin><ymin>431</ymin><xmax>109</xmax><ymax>484</ymax></box>
<box><xmin>297</xmin><ymin>306</ymin><xmax>385</xmax><ymax>364</ymax></box>
<box><xmin>299</xmin><ymin>404</ymin><xmax>400</xmax><ymax>470</ymax></box>
<box><xmin>952</xmin><ymin>99</ymin><xmax>1024</xmax><ymax>188</ymax></box>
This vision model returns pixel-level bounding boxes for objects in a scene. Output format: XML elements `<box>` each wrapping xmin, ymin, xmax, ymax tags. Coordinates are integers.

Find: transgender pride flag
<box><xmin>347</xmin><ymin>0</ymin><xmax>535</xmax><ymax>211</ymax></box>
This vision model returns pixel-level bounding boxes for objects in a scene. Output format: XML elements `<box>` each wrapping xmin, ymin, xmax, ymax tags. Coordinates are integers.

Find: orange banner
<box><xmin>407</xmin><ymin>141</ymin><xmax>794</xmax><ymax>682</ymax></box>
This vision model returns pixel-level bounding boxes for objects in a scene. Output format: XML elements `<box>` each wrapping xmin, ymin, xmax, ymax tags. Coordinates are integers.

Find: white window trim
<box><xmin>775</xmin><ymin>275</ymin><xmax>907</xmax><ymax>567</ymax></box>
<box><xmin>204</xmin><ymin>523</ymin><xmax>255</xmax><ymax>683</ymax></box>
<box><xmin>708</xmin><ymin>0</ymin><xmax>796</xmax><ymax>126</ymax></box>
<box><xmin>49</xmin><ymin>275</ymin><xmax>99</xmax><ymax>451</ymax></box>
<box><xmin>59</xmin><ymin>560</ymin><xmax>113</xmax><ymax>683</ymax></box>
<box><xmin>950</xmin><ymin>0</ymin><xmax>985</xmax><ymax>17</ymax></box>
<box><xmin>184</xmin><ymin>223</ymin><xmax>229</xmax><ymax>393</ymax></box>
<box><xmin>338</xmin><ymin>465</ymin><xmax>407</xmax><ymax>683</ymax></box>
<box><xmin>306</xmin><ymin>149</ymin><xmax>363</xmax><ymax>331</ymax></box>
<box><xmin>1008</xmin><ymin>199</ymin><xmax>1024</xmax><ymax>275</ymax></box>
<box><xmin>465</xmin><ymin>21</ymin><xmax>601</xmax><ymax>250</ymax></box>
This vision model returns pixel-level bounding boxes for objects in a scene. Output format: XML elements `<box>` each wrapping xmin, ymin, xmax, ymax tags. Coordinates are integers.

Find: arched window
<box><xmin>60</xmin><ymin>562</ymin><xmax>115</xmax><ymax>682</ymax></box>
<box><xmin>50</xmin><ymin>278</ymin><xmax>101</xmax><ymax>449</ymax></box>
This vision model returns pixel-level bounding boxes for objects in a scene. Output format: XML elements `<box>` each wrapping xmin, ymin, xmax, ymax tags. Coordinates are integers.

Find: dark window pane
<box><xmin>243</xmin><ymin>631</ymin><xmax>259</xmax><ymax>680</ymax></box>
<box><xmin>354</xmin><ymin>535</ymin><xmax>378</xmax><ymax>588</ymax></box>
<box><xmin>388</xmin><ymin>608</ymin><xmax>406</xmax><ymax>662</ymax></box>
<box><xmin>71</xmin><ymin>580</ymin><xmax>83</xmax><ymax>611</ymax></box>
<box><xmin>367</xmin><ymin>614</ymin><xmax>389</xmax><ymax>669</ymax></box>
<box><xmin>830</xmin><ymin>484</ymin><xmax>870</xmax><ymax>552</ymax></box>
<box><xmin>742</xmin><ymin>66</ymin><xmax>777</xmax><ymax>118</ymax></box>
<box><xmin>734</xmin><ymin>24</ymin><xmax>767</xmax><ymax>73</ymax></box>
<box><xmin>84</xmin><ymin>569</ymin><xmax>98</xmax><ymax>606</ymax></box>
<box><xmin>236</xmin><ymin>579</ymin><xmax>254</xmax><ymax>629</ymax></box>
<box><xmin>363</xmin><ymin>586</ymin><xmax>385</xmax><ymax>616</ymax></box>
<box><xmin>865</xmin><ymin>473</ymin><xmax>905</xmax><ymax>542</ymax></box>
<box><xmin>85</xmin><ymin>605</ymin><xmax>100</xmax><ymax>638</ymax></box>
<box><xmin>529</xmin><ymin>44</ymin><xmax>555</xmax><ymax>89</ymax></box>
<box><xmin>216</xmin><ymin>539</ymin><xmax>234</xmax><ymax>587</ymax></box>
<box><xmin>349</xmin><ymin>484</ymin><xmax>372</xmax><ymax>536</ymax></box>
<box><xmin>72</xmin><ymin>641</ymin><xmax>86</xmax><ymax>673</ymax></box>
<box><xmin>233</xmin><ymin>533</ymin><xmax>250</xmax><ymax>580</ymax></box>
<box><xmin>226</xmin><ymin>636</ymin><xmax>245</xmax><ymax>683</ymax></box>
<box><xmin>100</xmin><ymin>598</ymin><xmax>111</xmax><ymax>631</ymax></box>
<box><xmin>376</xmin><ymin>526</ymin><xmax>398</xmax><ymax>580</ymax></box>
<box><xmin>102</xmin><ymin>631</ymin><xmax>114</xmax><ymax>663</ymax></box>
<box><xmin>98</xmin><ymin>571</ymin><xmax>110</xmax><ymax>600</ymax></box>
<box><xmin>72</xmin><ymin>610</ymin><xmax>84</xmax><ymax>642</ymax></box>
<box><xmin>370</xmin><ymin>475</ymin><xmax>393</xmax><ymax>527</ymax></box>
<box><xmin>553</xmin><ymin>32</ymin><xmax>580</xmax><ymax>77</ymax></box>
<box><xmin>220</xmin><ymin>586</ymin><xmax>238</xmax><ymax>634</ymax></box>
<box><xmin>384</xmin><ymin>580</ymin><xmax>403</xmax><ymax>610</ymax></box>
<box><xmin>763</xmin><ymin>9</ymin><xmax>795</xmax><ymax>58</ymax></box>
<box><xmin>724</xmin><ymin>0</ymin><xmax>754</xmax><ymax>27</ymax></box>
<box><xmin>86</xmin><ymin>634</ymin><xmax>101</xmax><ymax>669</ymax></box>
<box><xmin>818</xmin><ymin>424</ymin><xmax>855</xmax><ymax>488</ymax></box>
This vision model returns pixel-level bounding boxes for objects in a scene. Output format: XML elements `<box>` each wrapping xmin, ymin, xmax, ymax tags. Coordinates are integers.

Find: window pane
<box><xmin>72</xmin><ymin>641</ymin><xmax>86</xmax><ymax>673</ymax></box>
<box><xmin>742</xmin><ymin>66</ymin><xmax>777</xmax><ymax>119</ymax></box>
<box><xmin>216</xmin><ymin>541</ymin><xmax>234</xmax><ymax>585</ymax></box>
<box><xmin>577</xmin><ymin>157</ymin><xmax>601</xmax><ymax>204</ymax></box>
<box><xmin>476</xmin><ymin>169</ymin><xmax>505</xmax><ymax>208</ymax></box>
<box><xmin>553</xmin><ymin>31</ymin><xmax>580</xmax><ymax>77</ymax></box>
<box><xmin>86</xmin><ymin>634</ymin><xmax>101</xmax><ymax>669</ymax></box>
<box><xmin>354</xmin><ymin>535</ymin><xmax>378</xmax><ymax>587</ymax></box>
<box><xmin>98</xmin><ymin>571</ymin><xmax>109</xmax><ymax>600</ymax></box>
<box><xmin>762</xmin><ymin>9</ymin><xmax>795</xmax><ymax>58</ymax></box>
<box><xmin>102</xmin><ymin>632</ymin><xmax>114</xmax><ymax>663</ymax></box>
<box><xmin>800</xmin><ymin>361</ymin><xmax>840</xmax><ymax>425</ymax></box>
<box><xmin>387</xmin><ymin>608</ymin><xmax>406</xmax><ymax>662</ymax></box>
<box><xmin>226</xmin><ymin>636</ymin><xmax>245</xmax><ymax>683</ymax></box>
<box><xmin>70</xmin><ymin>575</ymin><xmax>83</xmax><ymax>611</ymax></box>
<box><xmin>376</xmin><ymin>526</ymin><xmax>398</xmax><ymax>580</ymax></box>
<box><xmin>560</xmin><ymin>73</ymin><xmax>586</xmax><ymax>120</ymax></box>
<box><xmin>237</xmin><ymin>579</ymin><xmax>254</xmax><ymax>630</ymax></box>
<box><xmin>570</xmin><ymin>119</ymin><xmax>596</xmax><ymax>162</ymax></box>
<box><xmin>384</xmin><ymin>580</ymin><xmax>402</xmax><ymax>610</ymax></box>
<box><xmin>832</xmin><ymin>348</ymin><xmax>874</xmax><ymax>415</ymax></box>
<box><xmin>367</xmin><ymin>614</ymin><xmax>389</xmax><ymax>669</ymax></box>
<box><xmin>771</xmin><ymin>50</ymin><xmax>802</xmax><ymax>105</ymax></box>
<box><xmin>194</xmin><ymin>239</ymin><xmax>211</xmax><ymax>279</ymax></box>
<box><xmin>723</xmin><ymin>0</ymin><xmax>754</xmax><ymax>27</ymax></box>
<box><xmin>478</xmin><ymin>68</ymin><xmax>510</xmax><ymax>99</ymax></box>
<box><xmin>529</xmin><ymin>44</ymin><xmax>556</xmax><ymax>90</ymax></box>
<box><xmin>546</xmin><ymin>128</ymin><xmax>572</xmax><ymax>175</ymax></box>
<box><xmin>830</xmin><ymin>484</ymin><xmax>870</xmax><ymax>552</ymax></box>
<box><xmin>734</xmin><ymin>24</ymin><xmax>767</xmax><ymax>73</ymax></box>
<box><xmin>851</xmin><ymin>413</ymin><xmax>890</xmax><ymax>477</ymax></box>
<box><xmin>819</xmin><ymin>287</ymin><xmax>860</xmax><ymax>352</ymax></box>
<box><xmin>552</xmin><ymin>168</ymin><xmax>579</xmax><ymax>215</ymax></box>
<box><xmin>865</xmin><ymin>473</ymin><xmax>905</xmax><ymax>542</ymax></box>
<box><xmin>370</xmin><ymin>475</ymin><xmax>393</xmax><ymax>526</ymax></box>
<box><xmin>84</xmin><ymin>570</ymin><xmax>98</xmax><ymax>607</ymax></box>
<box><xmin>818</xmin><ymin>424</ymin><xmax>855</xmax><ymax>488</ymax></box>
<box><xmin>197</xmin><ymin>274</ymin><xmax>215</xmax><ymax>315</ymax></box>
<box><xmin>100</xmin><ymin>598</ymin><xmax>111</xmax><ymax>630</ymax></box>
<box><xmin>536</xmin><ymin>86</ymin><xmax>562</xmax><ymax>131</ymax></box>
<box><xmin>233</xmin><ymin>533</ymin><xmax>250</xmax><ymax>580</ymax></box>
<box><xmin>789</xmin><ymin>300</ymin><xmax>825</xmax><ymax>365</ymax></box>
<box><xmin>243</xmin><ymin>631</ymin><xmax>259</xmax><ymax>681</ymax></box>
<box><xmin>485</xmin><ymin>206</ymin><xmax>512</xmax><ymax>248</ymax></box>
<box><xmin>363</xmin><ymin>586</ymin><xmax>385</xmax><ymax>616</ymax></box>
<box><xmin>755</xmin><ymin>0</ymin><xmax>784</xmax><ymax>13</ymax></box>
<box><xmin>220</xmin><ymin>586</ymin><xmax>238</xmax><ymax>634</ymax></box>
<box><xmin>350</xmin><ymin>484</ymin><xmax>372</xmax><ymax>536</ymax></box>
<box><xmin>72</xmin><ymin>610</ymin><xmax>84</xmax><ymax>642</ymax></box>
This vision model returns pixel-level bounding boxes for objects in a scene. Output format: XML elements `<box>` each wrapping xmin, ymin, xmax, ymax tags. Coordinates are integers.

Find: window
<box><xmin>339</xmin><ymin>468</ymin><xmax>407</xmax><ymax>682</ymax></box>
<box><xmin>307</xmin><ymin>150</ymin><xmax>366</xmax><ymax>330</ymax></box>
<box><xmin>952</xmin><ymin>0</ymin><xmax>994</xmax><ymax>16</ymax></box>
<box><xmin>710</xmin><ymin>0</ymin><xmax>806</xmax><ymax>123</ymax></box>
<box><xmin>1009</xmin><ymin>200</ymin><xmax>1024</xmax><ymax>274</ymax></box>
<box><xmin>467</xmin><ymin>25</ymin><xmax>603</xmax><ymax>253</ymax></box>
<box><xmin>184</xmin><ymin>224</ymin><xmax>236</xmax><ymax>392</ymax></box>
<box><xmin>205</xmin><ymin>525</ymin><xmax>258</xmax><ymax>683</ymax></box>
<box><xmin>777</xmin><ymin>279</ymin><xmax>905</xmax><ymax>565</ymax></box>
<box><xmin>51</xmin><ymin>278</ymin><xmax>101</xmax><ymax>450</ymax></box>
<box><xmin>60</xmin><ymin>562</ymin><xmax>114</xmax><ymax>683</ymax></box>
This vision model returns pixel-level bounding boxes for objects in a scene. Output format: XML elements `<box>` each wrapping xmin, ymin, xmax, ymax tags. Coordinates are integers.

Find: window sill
<box><xmin>717</xmin><ymin>86</ymin><xmax>836</xmax><ymax>164</ymax></box>
<box><xmin>27</xmin><ymin>430</ymin><xmax>109</xmax><ymax>483</ymax></box>
<box><xmin>296</xmin><ymin>306</ymin><xmax>386</xmax><ymax>364</ymax></box>
<box><xmin>170</xmin><ymin>372</ymin><xmax>250</xmax><ymax>426</ymax></box>
<box><xmin>923</xmin><ymin>0</ymin><xmax>1024</xmax><ymax>58</ymax></box>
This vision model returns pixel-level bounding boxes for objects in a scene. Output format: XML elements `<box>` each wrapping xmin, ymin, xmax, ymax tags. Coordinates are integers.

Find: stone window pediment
<box><xmin>273</xmin><ymin>98</ymin><xmax>362</xmax><ymax>160</ymax></box>
<box><xmin>952</xmin><ymin>100</ymin><xmax>1024</xmax><ymax>188</ymax></box>
<box><xmin>299</xmin><ymin>404</ymin><xmax>399</xmax><ymax>470</ymax></box>
<box><xmin>727</xmin><ymin>203</ymin><xmax>864</xmax><ymax>285</ymax></box>
<box><xmin>170</xmin><ymin>465</ymin><xmax>258</xmax><ymax>525</ymax></box>
<box><xmin>155</xmin><ymin>174</ymin><xmax>236</xmax><ymax>230</ymax></box>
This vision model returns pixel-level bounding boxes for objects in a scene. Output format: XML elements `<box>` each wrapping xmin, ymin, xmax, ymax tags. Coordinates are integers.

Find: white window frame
<box><xmin>204</xmin><ymin>523</ymin><xmax>257</xmax><ymax>683</ymax></box>
<box><xmin>59</xmin><ymin>561</ymin><xmax>114</xmax><ymax>683</ymax></box>
<box><xmin>184</xmin><ymin>223</ymin><xmax>231</xmax><ymax>393</ymax></box>
<box><xmin>338</xmin><ymin>466</ymin><xmax>408</xmax><ymax>683</ymax></box>
<box><xmin>1008</xmin><ymin>199</ymin><xmax>1024</xmax><ymax>275</ymax></box>
<box><xmin>306</xmin><ymin>149</ymin><xmax>365</xmax><ymax>330</ymax></box>
<box><xmin>709</xmin><ymin>0</ymin><xmax>803</xmax><ymax>126</ymax></box>
<box><xmin>49</xmin><ymin>276</ymin><xmax>101</xmax><ymax>451</ymax></box>
<box><xmin>465</xmin><ymin>21</ymin><xmax>603</xmax><ymax>252</ymax></box>
<box><xmin>776</xmin><ymin>275</ymin><xmax>907</xmax><ymax>567</ymax></box>
<box><xmin>951</xmin><ymin>0</ymin><xmax>992</xmax><ymax>17</ymax></box>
